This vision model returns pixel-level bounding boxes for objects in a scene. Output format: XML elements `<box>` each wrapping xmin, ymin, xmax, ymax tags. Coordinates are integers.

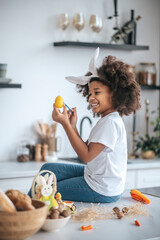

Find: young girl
<box><xmin>34</xmin><ymin>48</ymin><xmax>141</xmax><ymax>203</ymax></box>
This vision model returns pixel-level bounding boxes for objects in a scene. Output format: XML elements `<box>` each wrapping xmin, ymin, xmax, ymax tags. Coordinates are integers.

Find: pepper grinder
<box><xmin>42</xmin><ymin>144</ymin><xmax>48</xmax><ymax>162</ymax></box>
<box><xmin>35</xmin><ymin>144</ymin><xmax>42</xmax><ymax>162</ymax></box>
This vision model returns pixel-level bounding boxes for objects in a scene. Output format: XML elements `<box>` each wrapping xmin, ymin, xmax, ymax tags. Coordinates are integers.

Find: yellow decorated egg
<box><xmin>55</xmin><ymin>96</ymin><xmax>64</xmax><ymax>108</ymax></box>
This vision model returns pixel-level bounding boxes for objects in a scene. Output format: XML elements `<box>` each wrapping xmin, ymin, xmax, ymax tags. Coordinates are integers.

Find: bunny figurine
<box><xmin>39</xmin><ymin>174</ymin><xmax>59</xmax><ymax>210</ymax></box>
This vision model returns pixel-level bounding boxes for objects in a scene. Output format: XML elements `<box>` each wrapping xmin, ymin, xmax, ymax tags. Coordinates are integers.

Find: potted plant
<box><xmin>135</xmin><ymin>108</ymin><xmax>160</xmax><ymax>159</ymax></box>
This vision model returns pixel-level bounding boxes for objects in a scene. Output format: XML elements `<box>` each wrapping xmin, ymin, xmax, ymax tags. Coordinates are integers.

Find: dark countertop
<box><xmin>139</xmin><ymin>186</ymin><xmax>160</xmax><ymax>198</ymax></box>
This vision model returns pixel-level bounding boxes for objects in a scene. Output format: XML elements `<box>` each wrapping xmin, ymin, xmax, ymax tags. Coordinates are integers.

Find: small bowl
<box><xmin>0</xmin><ymin>200</ymin><xmax>48</xmax><ymax>240</ymax></box>
<box><xmin>41</xmin><ymin>215</ymin><xmax>71</xmax><ymax>232</ymax></box>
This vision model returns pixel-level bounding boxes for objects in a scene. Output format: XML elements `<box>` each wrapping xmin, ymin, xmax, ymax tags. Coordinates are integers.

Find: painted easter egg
<box><xmin>55</xmin><ymin>96</ymin><xmax>64</xmax><ymax>108</ymax></box>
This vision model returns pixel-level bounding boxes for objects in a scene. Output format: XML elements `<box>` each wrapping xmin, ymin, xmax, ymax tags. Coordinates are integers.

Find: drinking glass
<box><xmin>72</xmin><ymin>13</ymin><xmax>85</xmax><ymax>41</ymax></box>
<box><xmin>89</xmin><ymin>15</ymin><xmax>103</xmax><ymax>42</ymax></box>
<box><xmin>58</xmin><ymin>13</ymin><xmax>70</xmax><ymax>41</ymax></box>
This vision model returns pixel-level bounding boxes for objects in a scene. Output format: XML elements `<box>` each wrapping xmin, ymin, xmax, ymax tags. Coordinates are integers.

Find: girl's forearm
<box><xmin>72</xmin><ymin>125</ymin><xmax>79</xmax><ymax>136</ymax></box>
<box><xmin>62</xmin><ymin>122</ymin><xmax>89</xmax><ymax>163</ymax></box>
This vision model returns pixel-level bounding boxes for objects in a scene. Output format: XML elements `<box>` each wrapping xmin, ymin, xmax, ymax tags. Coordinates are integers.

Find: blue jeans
<box><xmin>28</xmin><ymin>163</ymin><xmax>121</xmax><ymax>203</ymax></box>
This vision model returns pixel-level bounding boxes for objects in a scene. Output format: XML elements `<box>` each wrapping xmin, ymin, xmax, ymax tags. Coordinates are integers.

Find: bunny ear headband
<box><xmin>65</xmin><ymin>47</ymin><xmax>100</xmax><ymax>86</ymax></box>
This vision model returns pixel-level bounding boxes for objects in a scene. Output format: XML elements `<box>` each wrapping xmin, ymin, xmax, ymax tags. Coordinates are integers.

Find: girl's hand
<box><xmin>68</xmin><ymin>107</ymin><xmax>77</xmax><ymax>129</ymax></box>
<box><xmin>52</xmin><ymin>104</ymin><xmax>69</xmax><ymax>126</ymax></box>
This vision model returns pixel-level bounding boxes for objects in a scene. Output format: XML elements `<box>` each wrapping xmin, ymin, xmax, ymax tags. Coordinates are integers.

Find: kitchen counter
<box><xmin>127</xmin><ymin>158</ymin><xmax>160</xmax><ymax>170</ymax></box>
<box><xmin>0</xmin><ymin>160</ymin><xmax>160</xmax><ymax>239</ymax></box>
<box><xmin>1</xmin><ymin>159</ymin><xmax>160</xmax><ymax>193</ymax></box>
<box><xmin>1</xmin><ymin>158</ymin><xmax>160</xmax><ymax>179</ymax></box>
<box><xmin>0</xmin><ymin>160</ymin><xmax>78</xmax><ymax>192</ymax></box>
<box><xmin>26</xmin><ymin>190</ymin><xmax>160</xmax><ymax>240</ymax></box>
<box><xmin>0</xmin><ymin>159</ymin><xmax>78</xmax><ymax>179</ymax></box>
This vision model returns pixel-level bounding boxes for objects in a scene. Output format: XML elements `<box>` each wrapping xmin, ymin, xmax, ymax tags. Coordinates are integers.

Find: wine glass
<box><xmin>96</xmin><ymin>17</ymin><xmax>103</xmax><ymax>33</ymax></box>
<box><xmin>89</xmin><ymin>15</ymin><xmax>103</xmax><ymax>42</ymax></box>
<box><xmin>72</xmin><ymin>13</ymin><xmax>85</xmax><ymax>41</ymax></box>
<box><xmin>58</xmin><ymin>13</ymin><xmax>70</xmax><ymax>41</ymax></box>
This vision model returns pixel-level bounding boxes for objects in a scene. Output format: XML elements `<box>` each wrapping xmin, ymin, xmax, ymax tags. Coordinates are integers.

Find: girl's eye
<box><xmin>95</xmin><ymin>91</ymin><xmax>100</xmax><ymax>95</ymax></box>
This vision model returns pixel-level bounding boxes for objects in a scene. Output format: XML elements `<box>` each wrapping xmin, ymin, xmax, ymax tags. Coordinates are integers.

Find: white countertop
<box><xmin>1</xmin><ymin>160</ymin><xmax>160</xmax><ymax>239</ymax></box>
<box><xmin>127</xmin><ymin>158</ymin><xmax>160</xmax><ymax>170</ymax></box>
<box><xmin>0</xmin><ymin>159</ymin><xmax>75</xmax><ymax>179</ymax></box>
<box><xmin>0</xmin><ymin>158</ymin><xmax>160</xmax><ymax>179</ymax></box>
<box><xmin>26</xmin><ymin>190</ymin><xmax>160</xmax><ymax>240</ymax></box>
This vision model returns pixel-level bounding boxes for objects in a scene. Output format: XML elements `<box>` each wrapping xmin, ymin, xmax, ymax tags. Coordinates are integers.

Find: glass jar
<box><xmin>137</xmin><ymin>62</ymin><xmax>156</xmax><ymax>86</ymax></box>
<box><xmin>17</xmin><ymin>141</ymin><xmax>30</xmax><ymax>162</ymax></box>
<box><xmin>25</xmin><ymin>142</ymin><xmax>35</xmax><ymax>161</ymax></box>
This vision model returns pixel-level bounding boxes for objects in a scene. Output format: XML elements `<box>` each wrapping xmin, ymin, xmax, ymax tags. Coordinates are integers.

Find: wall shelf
<box><xmin>141</xmin><ymin>85</ymin><xmax>160</xmax><ymax>90</ymax></box>
<box><xmin>54</xmin><ymin>41</ymin><xmax>149</xmax><ymax>51</ymax></box>
<box><xmin>0</xmin><ymin>83</ymin><xmax>22</xmax><ymax>89</ymax></box>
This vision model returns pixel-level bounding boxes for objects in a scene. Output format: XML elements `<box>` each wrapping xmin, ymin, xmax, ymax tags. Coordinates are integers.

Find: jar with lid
<box><xmin>137</xmin><ymin>62</ymin><xmax>156</xmax><ymax>86</ymax></box>
<box><xmin>17</xmin><ymin>143</ymin><xmax>30</xmax><ymax>162</ymax></box>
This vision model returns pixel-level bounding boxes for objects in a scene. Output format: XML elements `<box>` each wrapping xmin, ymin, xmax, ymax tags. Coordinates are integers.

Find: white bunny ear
<box><xmin>40</xmin><ymin>175</ymin><xmax>46</xmax><ymax>186</ymax></box>
<box><xmin>48</xmin><ymin>175</ymin><xmax>53</xmax><ymax>185</ymax></box>
<box><xmin>89</xmin><ymin>47</ymin><xmax>99</xmax><ymax>76</ymax></box>
<box><xmin>65</xmin><ymin>48</ymin><xmax>100</xmax><ymax>86</ymax></box>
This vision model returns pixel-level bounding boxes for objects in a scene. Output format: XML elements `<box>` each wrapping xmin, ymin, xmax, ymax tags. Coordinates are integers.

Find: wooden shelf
<box><xmin>0</xmin><ymin>83</ymin><xmax>22</xmax><ymax>89</ymax></box>
<box><xmin>141</xmin><ymin>85</ymin><xmax>160</xmax><ymax>90</ymax></box>
<box><xmin>54</xmin><ymin>41</ymin><xmax>149</xmax><ymax>51</ymax></box>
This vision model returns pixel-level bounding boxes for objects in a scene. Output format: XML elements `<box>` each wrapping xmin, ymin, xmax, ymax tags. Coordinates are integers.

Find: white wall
<box><xmin>0</xmin><ymin>0</ymin><xmax>159</xmax><ymax>161</ymax></box>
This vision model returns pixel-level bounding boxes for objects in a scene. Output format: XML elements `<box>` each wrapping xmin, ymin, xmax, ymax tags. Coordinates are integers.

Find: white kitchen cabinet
<box><xmin>136</xmin><ymin>168</ymin><xmax>160</xmax><ymax>188</ymax></box>
<box><xmin>0</xmin><ymin>177</ymin><xmax>33</xmax><ymax>193</ymax></box>
<box><xmin>125</xmin><ymin>159</ymin><xmax>160</xmax><ymax>189</ymax></box>
<box><xmin>0</xmin><ymin>161</ymin><xmax>44</xmax><ymax>193</ymax></box>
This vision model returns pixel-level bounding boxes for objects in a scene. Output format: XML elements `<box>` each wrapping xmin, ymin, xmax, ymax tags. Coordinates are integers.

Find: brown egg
<box><xmin>51</xmin><ymin>212</ymin><xmax>59</xmax><ymax>219</ymax></box>
<box><xmin>62</xmin><ymin>209</ymin><xmax>71</xmax><ymax>217</ymax></box>
<box><xmin>122</xmin><ymin>207</ymin><xmax>128</xmax><ymax>214</ymax></box>
<box><xmin>113</xmin><ymin>207</ymin><xmax>120</xmax><ymax>213</ymax></box>
<box><xmin>117</xmin><ymin>212</ymin><xmax>124</xmax><ymax>219</ymax></box>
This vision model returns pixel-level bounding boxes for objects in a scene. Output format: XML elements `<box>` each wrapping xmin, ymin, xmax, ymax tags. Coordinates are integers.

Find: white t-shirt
<box><xmin>84</xmin><ymin>112</ymin><xmax>127</xmax><ymax>196</ymax></box>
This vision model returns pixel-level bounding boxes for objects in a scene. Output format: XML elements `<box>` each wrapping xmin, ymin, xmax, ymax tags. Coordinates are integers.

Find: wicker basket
<box><xmin>31</xmin><ymin>170</ymin><xmax>57</xmax><ymax>200</ymax></box>
<box><xmin>0</xmin><ymin>200</ymin><xmax>48</xmax><ymax>240</ymax></box>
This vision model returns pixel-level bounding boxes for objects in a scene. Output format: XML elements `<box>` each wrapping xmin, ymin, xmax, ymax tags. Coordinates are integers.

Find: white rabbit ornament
<box><xmin>40</xmin><ymin>174</ymin><xmax>58</xmax><ymax>210</ymax></box>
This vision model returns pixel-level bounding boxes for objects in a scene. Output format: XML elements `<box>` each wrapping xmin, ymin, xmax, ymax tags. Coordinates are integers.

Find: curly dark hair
<box><xmin>76</xmin><ymin>55</ymin><xmax>141</xmax><ymax>116</ymax></box>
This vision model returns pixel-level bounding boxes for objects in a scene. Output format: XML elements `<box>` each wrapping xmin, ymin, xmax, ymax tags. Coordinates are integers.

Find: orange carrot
<box><xmin>81</xmin><ymin>225</ymin><xmax>86</xmax><ymax>230</ymax></box>
<box><xmin>81</xmin><ymin>225</ymin><xmax>93</xmax><ymax>231</ymax></box>
<box><xmin>135</xmin><ymin>219</ymin><xmax>141</xmax><ymax>226</ymax></box>
<box><xmin>130</xmin><ymin>189</ymin><xmax>151</xmax><ymax>204</ymax></box>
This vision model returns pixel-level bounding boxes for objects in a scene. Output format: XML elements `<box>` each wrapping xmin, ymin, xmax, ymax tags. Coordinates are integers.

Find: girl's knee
<box><xmin>40</xmin><ymin>163</ymin><xmax>53</xmax><ymax>171</ymax></box>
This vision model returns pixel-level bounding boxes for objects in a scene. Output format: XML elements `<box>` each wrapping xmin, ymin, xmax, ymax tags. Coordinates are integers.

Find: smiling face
<box><xmin>88</xmin><ymin>81</ymin><xmax>115</xmax><ymax>117</ymax></box>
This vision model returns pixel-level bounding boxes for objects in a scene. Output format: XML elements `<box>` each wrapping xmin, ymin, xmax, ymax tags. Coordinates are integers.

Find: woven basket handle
<box><xmin>31</xmin><ymin>170</ymin><xmax>57</xmax><ymax>199</ymax></box>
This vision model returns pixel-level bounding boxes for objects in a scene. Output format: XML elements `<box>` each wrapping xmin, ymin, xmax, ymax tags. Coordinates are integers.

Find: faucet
<box><xmin>80</xmin><ymin>116</ymin><xmax>92</xmax><ymax>139</ymax></box>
